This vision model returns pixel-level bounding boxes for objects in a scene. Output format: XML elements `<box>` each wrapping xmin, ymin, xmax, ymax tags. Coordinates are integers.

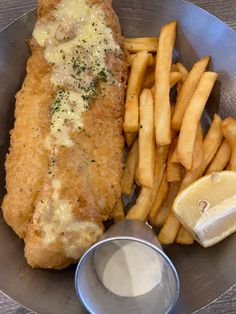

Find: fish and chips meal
<box><xmin>2</xmin><ymin>0</ymin><xmax>236</xmax><ymax>269</ymax></box>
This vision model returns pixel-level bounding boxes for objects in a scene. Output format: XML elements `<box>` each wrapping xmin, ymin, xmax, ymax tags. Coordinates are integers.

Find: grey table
<box><xmin>0</xmin><ymin>0</ymin><xmax>236</xmax><ymax>313</ymax></box>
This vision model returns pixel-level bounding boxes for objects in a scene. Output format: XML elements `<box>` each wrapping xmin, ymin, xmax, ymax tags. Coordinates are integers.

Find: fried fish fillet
<box><xmin>2</xmin><ymin>0</ymin><xmax>127</xmax><ymax>269</ymax></box>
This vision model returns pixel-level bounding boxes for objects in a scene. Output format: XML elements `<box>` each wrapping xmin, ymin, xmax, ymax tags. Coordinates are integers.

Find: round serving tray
<box><xmin>1</xmin><ymin>1</ymin><xmax>236</xmax><ymax>313</ymax></box>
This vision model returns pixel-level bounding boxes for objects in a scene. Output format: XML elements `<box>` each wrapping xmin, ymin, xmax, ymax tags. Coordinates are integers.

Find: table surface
<box><xmin>1</xmin><ymin>0</ymin><xmax>236</xmax><ymax>313</ymax></box>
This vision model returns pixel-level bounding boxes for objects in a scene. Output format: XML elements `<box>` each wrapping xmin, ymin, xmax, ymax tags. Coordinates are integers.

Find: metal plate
<box><xmin>0</xmin><ymin>1</ymin><xmax>236</xmax><ymax>313</ymax></box>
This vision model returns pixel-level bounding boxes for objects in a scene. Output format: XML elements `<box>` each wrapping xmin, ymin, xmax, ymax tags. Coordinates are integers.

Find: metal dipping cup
<box><xmin>75</xmin><ymin>220</ymin><xmax>179</xmax><ymax>314</ymax></box>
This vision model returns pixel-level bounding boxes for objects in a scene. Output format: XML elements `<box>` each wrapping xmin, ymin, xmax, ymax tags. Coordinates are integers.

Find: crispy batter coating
<box><xmin>2</xmin><ymin>0</ymin><xmax>127</xmax><ymax>269</ymax></box>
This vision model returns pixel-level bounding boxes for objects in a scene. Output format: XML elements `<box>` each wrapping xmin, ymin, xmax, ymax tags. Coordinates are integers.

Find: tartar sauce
<box><xmin>33</xmin><ymin>0</ymin><xmax>120</xmax><ymax>147</ymax></box>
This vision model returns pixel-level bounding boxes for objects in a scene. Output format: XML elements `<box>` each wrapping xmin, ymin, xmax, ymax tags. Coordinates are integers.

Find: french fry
<box><xmin>126</xmin><ymin>165</ymin><xmax>165</xmax><ymax>221</ymax></box>
<box><xmin>206</xmin><ymin>139</ymin><xmax>231</xmax><ymax>174</ymax></box>
<box><xmin>121</xmin><ymin>139</ymin><xmax>139</xmax><ymax>195</ymax></box>
<box><xmin>113</xmin><ymin>198</ymin><xmax>125</xmax><ymax>223</ymax></box>
<box><xmin>180</xmin><ymin>114</ymin><xmax>223</xmax><ymax>190</ymax></box>
<box><xmin>177</xmin><ymin>71</ymin><xmax>218</xmax><ymax>169</ymax></box>
<box><xmin>158</xmin><ymin>211</ymin><xmax>181</xmax><ymax>245</ymax></box>
<box><xmin>124</xmin><ymin>51</ymin><xmax>151</xmax><ymax>132</ymax></box>
<box><xmin>221</xmin><ymin>117</ymin><xmax>236</xmax><ymax>170</ymax></box>
<box><xmin>139</xmin><ymin>89</ymin><xmax>155</xmax><ymax>187</ymax></box>
<box><xmin>127</xmin><ymin>54</ymin><xmax>137</xmax><ymax>67</ymax></box>
<box><xmin>172</xmin><ymin>56</ymin><xmax>210</xmax><ymax>130</ymax></box>
<box><xmin>151</xmin><ymin>182</ymin><xmax>180</xmax><ymax>228</ymax></box>
<box><xmin>169</xmin><ymin>122</ymin><xmax>180</xmax><ymax>165</ymax></box>
<box><xmin>151</xmin><ymin>85</ymin><xmax>155</xmax><ymax>97</ymax></box>
<box><xmin>124</xmin><ymin>95</ymin><xmax>139</xmax><ymax>133</ymax></box>
<box><xmin>160</xmin><ymin>114</ymin><xmax>223</xmax><ymax>245</ymax></box>
<box><xmin>167</xmin><ymin>138</ymin><xmax>182</xmax><ymax>182</ymax></box>
<box><xmin>124</xmin><ymin>37</ymin><xmax>159</xmax><ymax>53</ymax></box>
<box><xmin>170</xmin><ymin>72</ymin><xmax>182</xmax><ymax>88</ymax></box>
<box><xmin>149</xmin><ymin>172</ymin><xmax>169</xmax><ymax>223</ymax></box>
<box><xmin>155</xmin><ymin>144</ymin><xmax>170</xmax><ymax>166</ymax></box>
<box><xmin>125</xmin><ymin>132</ymin><xmax>137</xmax><ymax>147</ymax></box>
<box><xmin>125</xmin><ymin>186</ymin><xmax>153</xmax><ymax>221</ymax></box>
<box><xmin>176</xmin><ymin>228</ymin><xmax>194</xmax><ymax>245</ymax></box>
<box><xmin>170</xmin><ymin>146</ymin><xmax>179</xmax><ymax>163</ymax></box>
<box><xmin>191</xmin><ymin>123</ymin><xmax>203</xmax><ymax>171</ymax></box>
<box><xmin>126</xmin><ymin>145</ymin><xmax>169</xmax><ymax>220</ymax></box>
<box><xmin>167</xmin><ymin>160</ymin><xmax>182</xmax><ymax>182</ymax></box>
<box><xmin>143</xmin><ymin>71</ymin><xmax>182</xmax><ymax>89</ymax></box>
<box><xmin>134</xmin><ymin>162</ymin><xmax>141</xmax><ymax>186</ymax></box>
<box><xmin>176</xmin><ymin>63</ymin><xmax>189</xmax><ymax>82</ymax></box>
<box><xmin>155</xmin><ymin>21</ymin><xmax>177</xmax><ymax>145</ymax></box>
<box><xmin>127</xmin><ymin>53</ymin><xmax>155</xmax><ymax>67</ymax></box>
<box><xmin>177</xmin><ymin>114</ymin><xmax>223</xmax><ymax>244</ymax></box>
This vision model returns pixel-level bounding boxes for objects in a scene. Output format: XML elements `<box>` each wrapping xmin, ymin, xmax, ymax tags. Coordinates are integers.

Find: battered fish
<box><xmin>2</xmin><ymin>0</ymin><xmax>127</xmax><ymax>269</ymax></box>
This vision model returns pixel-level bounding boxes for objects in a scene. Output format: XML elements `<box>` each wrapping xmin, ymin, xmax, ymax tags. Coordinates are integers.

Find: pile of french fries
<box><xmin>113</xmin><ymin>21</ymin><xmax>236</xmax><ymax>246</ymax></box>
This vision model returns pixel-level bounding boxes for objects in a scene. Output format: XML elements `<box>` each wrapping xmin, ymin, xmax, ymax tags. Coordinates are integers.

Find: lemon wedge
<box><xmin>172</xmin><ymin>171</ymin><xmax>236</xmax><ymax>247</ymax></box>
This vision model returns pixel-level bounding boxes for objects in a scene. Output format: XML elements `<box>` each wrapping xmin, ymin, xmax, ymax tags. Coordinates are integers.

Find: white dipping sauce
<box><xmin>94</xmin><ymin>240</ymin><xmax>163</xmax><ymax>297</ymax></box>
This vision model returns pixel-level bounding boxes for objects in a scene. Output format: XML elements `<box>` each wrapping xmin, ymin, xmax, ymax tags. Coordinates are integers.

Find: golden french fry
<box><xmin>176</xmin><ymin>81</ymin><xmax>182</xmax><ymax>98</ymax></box>
<box><xmin>125</xmin><ymin>132</ymin><xmax>137</xmax><ymax>147</ymax></box>
<box><xmin>180</xmin><ymin>114</ymin><xmax>223</xmax><ymax>190</ymax></box>
<box><xmin>206</xmin><ymin>139</ymin><xmax>231</xmax><ymax>174</ymax></box>
<box><xmin>158</xmin><ymin>144</ymin><xmax>182</xmax><ymax>243</ymax></box>
<box><xmin>167</xmin><ymin>160</ymin><xmax>182</xmax><ymax>182</ymax></box>
<box><xmin>151</xmin><ymin>85</ymin><xmax>155</xmax><ymax>97</ymax></box>
<box><xmin>221</xmin><ymin>117</ymin><xmax>236</xmax><ymax>170</ymax></box>
<box><xmin>121</xmin><ymin>139</ymin><xmax>139</xmax><ymax>195</ymax></box>
<box><xmin>152</xmin><ymin>182</ymin><xmax>180</xmax><ymax>228</ymax></box>
<box><xmin>176</xmin><ymin>114</ymin><xmax>223</xmax><ymax>245</ymax></box>
<box><xmin>124</xmin><ymin>96</ymin><xmax>139</xmax><ymax>133</ymax></box>
<box><xmin>127</xmin><ymin>54</ymin><xmax>137</xmax><ymax>67</ymax></box>
<box><xmin>176</xmin><ymin>63</ymin><xmax>189</xmax><ymax>99</ymax></box>
<box><xmin>167</xmin><ymin>138</ymin><xmax>182</xmax><ymax>182</ymax></box>
<box><xmin>127</xmin><ymin>53</ymin><xmax>155</xmax><ymax>67</ymax></box>
<box><xmin>155</xmin><ymin>21</ymin><xmax>177</xmax><ymax>145</ymax></box>
<box><xmin>169</xmin><ymin>125</ymin><xmax>180</xmax><ymax>165</ymax></box>
<box><xmin>176</xmin><ymin>63</ymin><xmax>189</xmax><ymax>82</ymax></box>
<box><xmin>158</xmin><ymin>211</ymin><xmax>181</xmax><ymax>245</ymax></box>
<box><xmin>124</xmin><ymin>37</ymin><xmax>159</xmax><ymax>53</ymax></box>
<box><xmin>126</xmin><ymin>145</ymin><xmax>169</xmax><ymax>220</ymax></box>
<box><xmin>134</xmin><ymin>162</ymin><xmax>141</xmax><ymax>186</ymax></box>
<box><xmin>170</xmin><ymin>146</ymin><xmax>179</xmax><ymax>163</ymax></box>
<box><xmin>160</xmin><ymin>114</ymin><xmax>223</xmax><ymax>245</ymax></box>
<box><xmin>125</xmin><ymin>37</ymin><xmax>158</xmax><ymax>43</ymax></box>
<box><xmin>155</xmin><ymin>144</ymin><xmax>170</xmax><ymax>165</ymax></box>
<box><xmin>170</xmin><ymin>72</ymin><xmax>182</xmax><ymax>88</ymax></box>
<box><xmin>176</xmin><ymin>228</ymin><xmax>194</xmax><ymax>245</ymax></box>
<box><xmin>124</xmin><ymin>51</ymin><xmax>151</xmax><ymax>132</ymax></box>
<box><xmin>149</xmin><ymin>172</ymin><xmax>169</xmax><ymax>223</ymax></box>
<box><xmin>126</xmin><ymin>52</ymin><xmax>150</xmax><ymax>95</ymax></box>
<box><xmin>172</xmin><ymin>56</ymin><xmax>210</xmax><ymax>130</ymax></box>
<box><xmin>113</xmin><ymin>198</ymin><xmax>125</xmax><ymax>223</ymax></box>
<box><xmin>139</xmin><ymin>89</ymin><xmax>155</xmax><ymax>187</ymax></box>
<box><xmin>125</xmin><ymin>186</ymin><xmax>153</xmax><ymax>221</ymax></box>
<box><xmin>126</xmin><ymin>165</ymin><xmax>165</xmax><ymax>221</ymax></box>
<box><xmin>178</xmin><ymin>72</ymin><xmax>218</xmax><ymax>169</ymax></box>
<box><xmin>143</xmin><ymin>71</ymin><xmax>182</xmax><ymax>89</ymax></box>
<box><xmin>191</xmin><ymin>123</ymin><xmax>203</xmax><ymax>171</ymax></box>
